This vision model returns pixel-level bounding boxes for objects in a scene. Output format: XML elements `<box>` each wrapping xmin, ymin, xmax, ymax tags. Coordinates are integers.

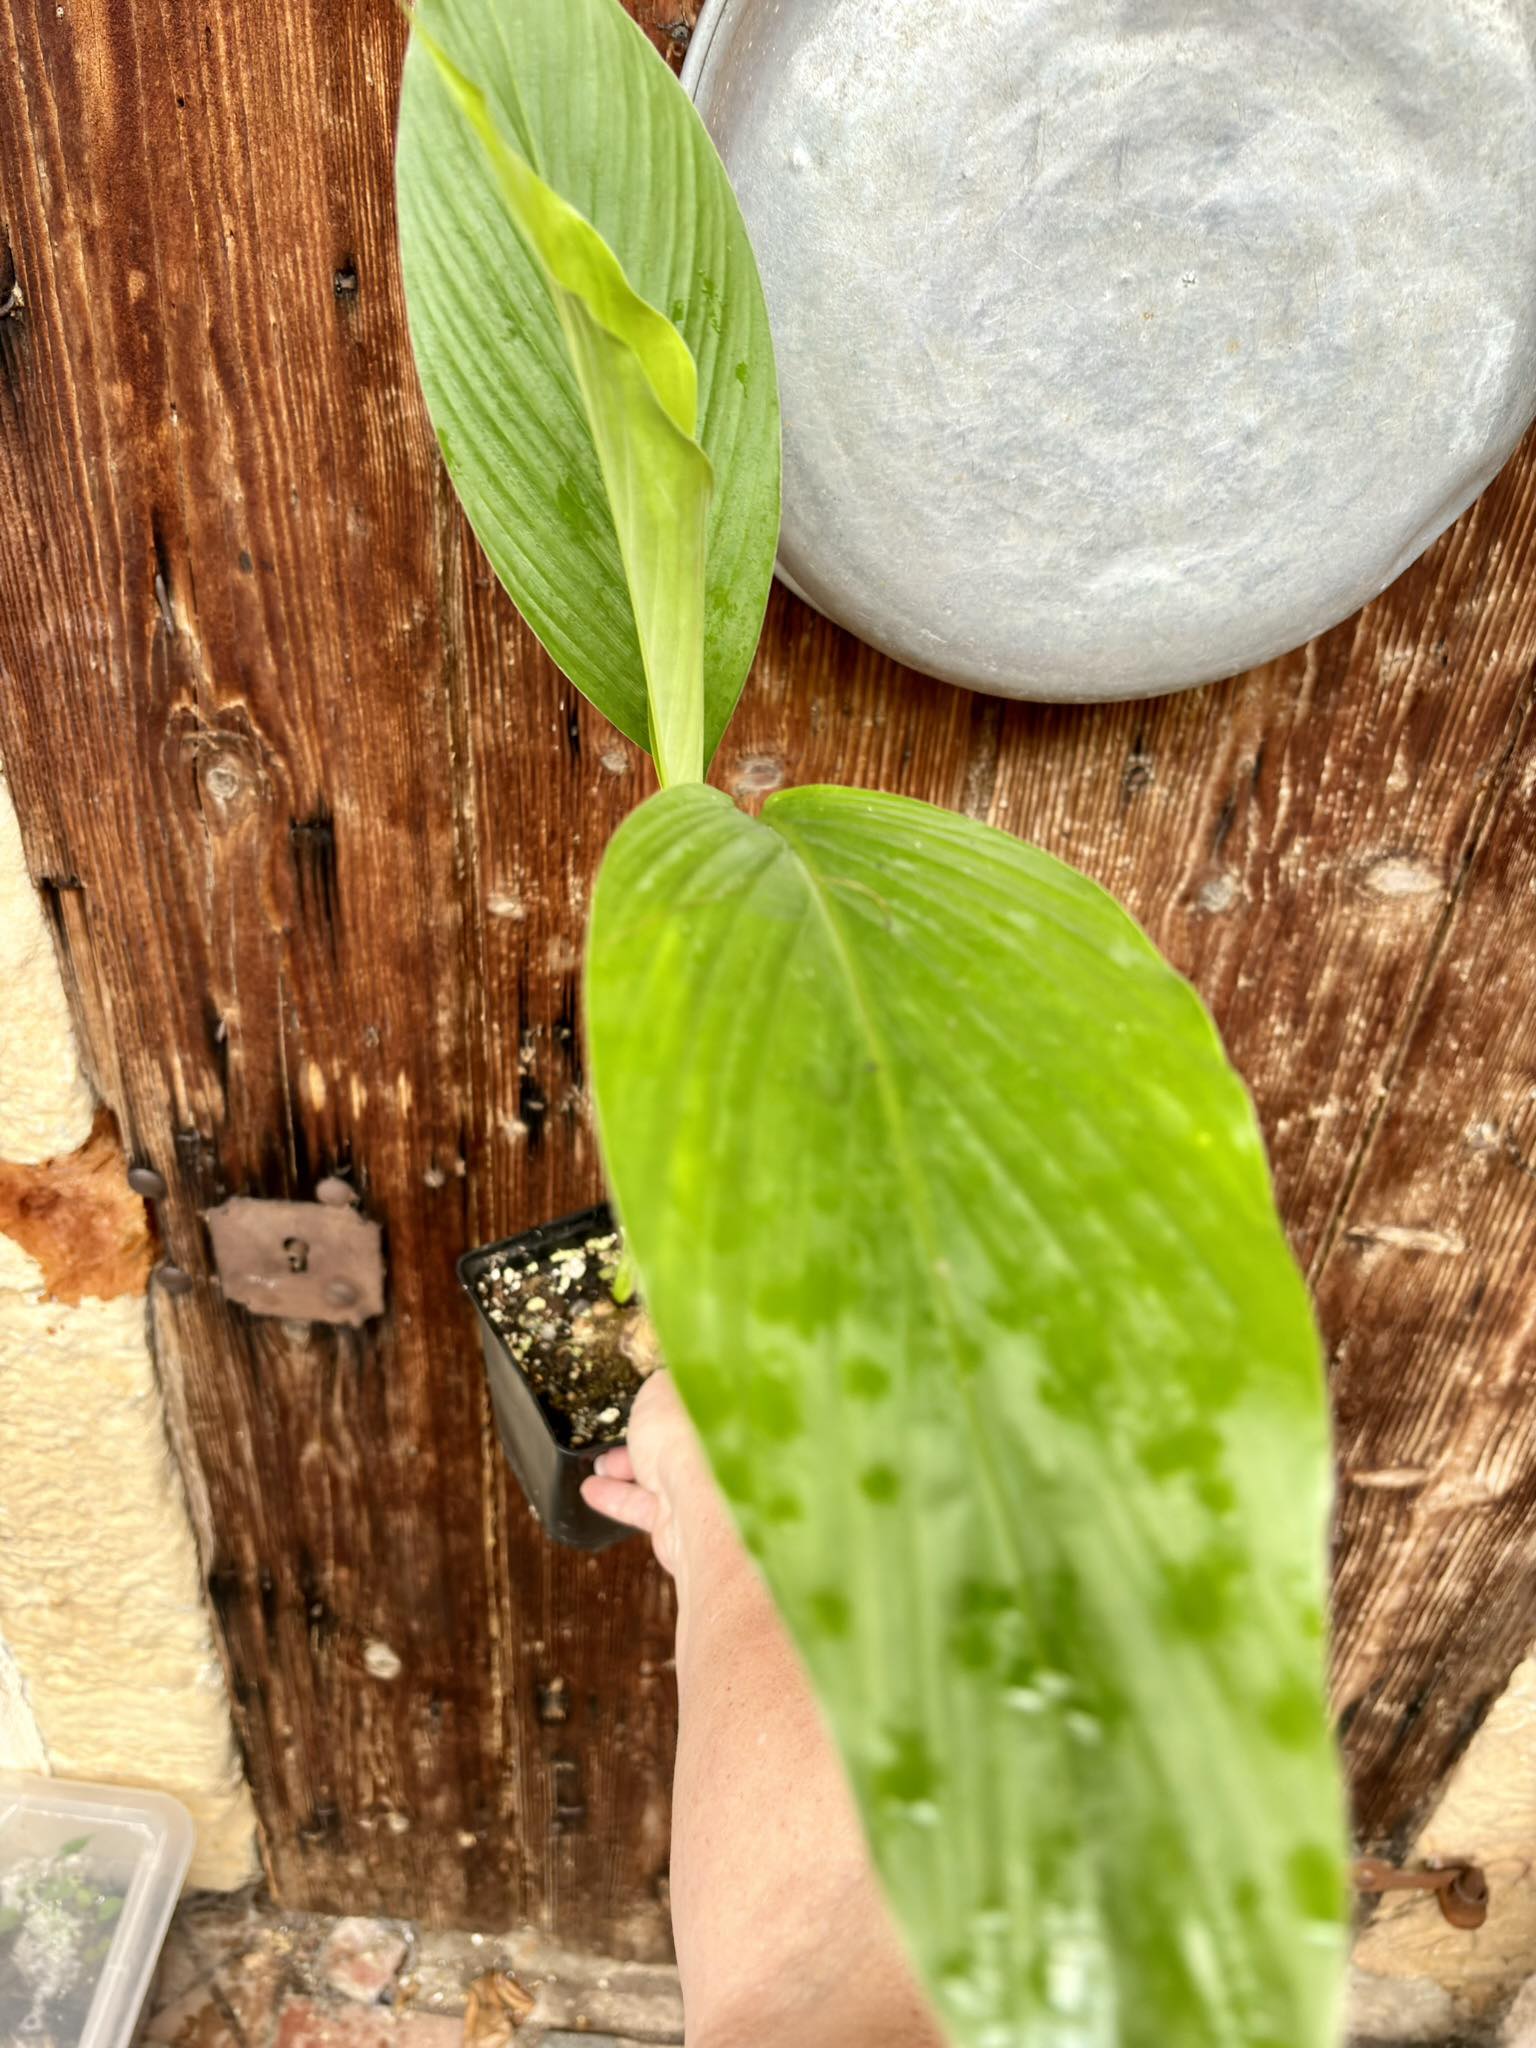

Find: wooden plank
<box><xmin>0</xmin><ymin>0</ymin><xmax>678</xmax><ymax>1942</ymax></box>
<box><xmin>1319</xmin><ymin>681</ymin><xmax>1536</xmax><ymax>1848</ymax></box>
<box><xmin>2</xmin><ymin>0</ymin><xmax>1535</xmax><ymax>1925</ymax></box>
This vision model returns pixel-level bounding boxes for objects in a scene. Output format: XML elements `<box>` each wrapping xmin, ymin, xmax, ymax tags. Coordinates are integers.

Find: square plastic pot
<box><xmin>458</xmin><ymin>1205</ymin><xmax>635</xmax><ymax>1552</ymax></box>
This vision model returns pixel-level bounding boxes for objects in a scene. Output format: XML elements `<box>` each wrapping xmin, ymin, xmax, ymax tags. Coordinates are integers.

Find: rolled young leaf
<box><xmin>587</xmin><ymin>782</ymin><xmax>1347</xmax><ymax>2048</ymax></box>
<box><xmin>395</xmin><ymin>0</ymin><xmax>780</xmax><ymax>766</ymax></box>
<box><xmin>408</xmin><ymin>25</ymin><xmax>711</xmax><ymax>785</ymax></box>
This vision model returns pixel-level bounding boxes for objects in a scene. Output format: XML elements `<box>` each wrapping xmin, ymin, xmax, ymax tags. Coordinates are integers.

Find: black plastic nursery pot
<box><xmin>458</xmin><ymin>1204</ymin><xmax>654</xmax><ymax>1552</ymax></box>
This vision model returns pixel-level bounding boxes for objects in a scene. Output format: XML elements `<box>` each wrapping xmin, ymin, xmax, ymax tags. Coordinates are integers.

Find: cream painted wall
<box><xmin>0</xmin><ymin>766</ymin><xmax>256</xmax><ymax>1888</ymax></box>
<box><xmin>0</xmin><ymin>1633</ymin><xmax>46</xmax><ymax>1774</ymax></box>
<box><xmin>0</xmin><ymin>778</ymin><xmax>94</xmax><ymax>1163</ymax></box>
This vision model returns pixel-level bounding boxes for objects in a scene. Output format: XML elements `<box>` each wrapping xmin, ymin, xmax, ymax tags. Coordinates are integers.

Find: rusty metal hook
<box><xmin>1354</xmin><ymin>1857</ymin><xmax>1489</xmax><ymax>1930</ymax></box>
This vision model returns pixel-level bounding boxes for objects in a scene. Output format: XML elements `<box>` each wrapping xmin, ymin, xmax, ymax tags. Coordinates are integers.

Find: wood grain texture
<box><xmin>1320</xmin><ymin>678</ymin><xmax>1536</xmax><ymax>1849</ymax></box>
<box><xmin>1</xmin><ymin>0</ymin><xmax>1534</xmax><ymax>1931</ymax></box>
<box><xmin>0</xmin><ymin>0</ymin><xmax>685</xmax><ymax>1942</ymax></box>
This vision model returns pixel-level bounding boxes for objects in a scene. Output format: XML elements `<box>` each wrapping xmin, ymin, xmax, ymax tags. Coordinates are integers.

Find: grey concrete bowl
<box><xmin>684</xmin><ymin>0</ymin><xmax>1536</xmax><ymax>702</ymax></box>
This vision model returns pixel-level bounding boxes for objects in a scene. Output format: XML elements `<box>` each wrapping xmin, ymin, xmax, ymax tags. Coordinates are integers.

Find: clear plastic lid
<box><xmin>0</xmin><ymin>1772</ymin><xmax>195</xmax><ymax>2048</ymax></box>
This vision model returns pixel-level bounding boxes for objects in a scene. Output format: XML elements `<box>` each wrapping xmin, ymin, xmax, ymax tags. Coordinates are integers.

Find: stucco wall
<box><xmin>0</xmin><ymin>1634</ymin><xmax>46</xmax><ymax>1773</ymax></box>
<box><xmin>0</xmin><ymin>766</ymin><xmax>256</xmax><ymax>1888</ymax></box>
<box><xmin>0</xmin><ymin>774</ymin><xmax>94</xmax><ymax>1162</ymax></box>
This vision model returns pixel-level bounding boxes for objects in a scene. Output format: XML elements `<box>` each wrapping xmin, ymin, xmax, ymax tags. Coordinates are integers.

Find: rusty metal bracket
<box><xmin>203</xmin><ymin>1193</ymin><xmax>384</xmax><ymax>1327</ymax></box>
<box><xmin>1353</xmin><ymin>1857</ymin><xmax>1489</xmax><ymax>1930</ymax></box>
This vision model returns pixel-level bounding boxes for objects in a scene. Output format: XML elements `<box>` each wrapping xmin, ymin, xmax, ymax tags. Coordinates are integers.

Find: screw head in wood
<box><xmin>156</xmin><ymin>1263</ymin><xmax>194</xmax><ymax>1295</ymax></box>
<box><xmin>324</xmin><ymin>1278</ymin><xmax>360</xmax><ymax>1309</ymax></box>
<box><xmin>127</xmin><ymin>1165</ymin><xmax>168</xmax><ymax>1200</ymax></box>
<box><xmin>315</xmin><ymin>1176</ymin><xmax>358</xmax><ymax>1208</ymax></box>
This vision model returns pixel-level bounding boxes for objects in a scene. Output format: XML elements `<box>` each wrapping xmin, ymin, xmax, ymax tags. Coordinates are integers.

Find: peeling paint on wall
<box><xmin>0</xmin><ymin>766</ymin><xmax>256</xmax><ymax>1888</ymax></box>
<box><xmin>0</xmin><ymin>1110</ymin><xmax>154</xmax><ymax>1303</ymax></box>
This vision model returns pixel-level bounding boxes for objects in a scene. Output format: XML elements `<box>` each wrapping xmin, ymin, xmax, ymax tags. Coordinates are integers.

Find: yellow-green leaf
<box><xmin>587</xmin><ymin>783</ymin><xmax>1348</xmax><ymax>2048</ymax></box>
<box><xmin>395</xmin><ymin>0</ymin><xmax>779</xmax><ymax>770</ymax></box>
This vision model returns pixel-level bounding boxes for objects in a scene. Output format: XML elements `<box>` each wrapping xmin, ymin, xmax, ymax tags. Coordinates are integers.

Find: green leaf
<box><xmin>57</xmin><ymin>1836</ymin><xmax>89</xmax><ymax>1857</ymax></box>
<box><xmin>96</xmin><ymin>1894</ymin><xmax>123</xmax><ymax>1923</ymax></box>
<box><xmin>395</xmin><ymin>0</ymin><xmax>780</xmax><ymax>768</ymax></box>
<box><xmin>610</xmin><ymin>1247</ymin><xmax>639</xmax><ymax>1307</ymax></box>
<box><xmin>587</xmin><ymin>783</ymin><xmax>1347</xmax><ymax>2048</ymax></box>
<box><xmin>0</xmin><ymin>1906</ymin><xmax>20</xmax><ymax>1936</ymax></box>
<box><xmin>407</xmin><ymin>22</ymin><xmax>710</xmax><ymax>784</ymax></box>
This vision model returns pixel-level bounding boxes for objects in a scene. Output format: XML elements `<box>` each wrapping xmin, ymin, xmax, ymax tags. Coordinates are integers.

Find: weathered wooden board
<box><xmin>0</xmin><ymin>0</ymin><xmax>686</xmax><ymax>1944</ymax></box>
<box><xmin>1320</xmin><ymin>680</ymin><xmax>1536</xmax><ymax>1850</ymax></box>
<box><xmin>1</xmin><ymin>0</ymin><xmax>1533</xmax><ymax>1937</ymax></box>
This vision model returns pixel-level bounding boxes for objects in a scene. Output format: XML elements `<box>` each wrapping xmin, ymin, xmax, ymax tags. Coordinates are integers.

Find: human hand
<box><xmin>580</xmin><ymin>1371</ymin><xmax>737</xmax><ymax>1586</ymax></box>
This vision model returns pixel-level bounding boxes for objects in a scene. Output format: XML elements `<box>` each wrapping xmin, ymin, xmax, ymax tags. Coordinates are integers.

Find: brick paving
<box><xmin>138</xmin><ymin>1889</ymin><xmax>683</xmax><ymax>2048</ymax></box>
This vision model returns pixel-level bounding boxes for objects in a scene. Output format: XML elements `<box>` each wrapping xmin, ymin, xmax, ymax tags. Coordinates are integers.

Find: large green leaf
<box><xmin>395</xmin><ymin>0</ymin><xmax>780</xmax><ymax>764</ymax></box>
<box><xmin>406</xmin><ymin>25</ymin><xmax>711</xmax><ymax>783</ymax></box>
<box><xmin>587</xmin><ymin>783</ymin><xmax>1347</xmax><ymax>2048</ymax></box>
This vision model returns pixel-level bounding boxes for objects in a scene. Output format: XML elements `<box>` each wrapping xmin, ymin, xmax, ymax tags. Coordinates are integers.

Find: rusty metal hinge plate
<box><xmin>203</xmin><ymin>1195</ymin><xmax>384</xmax><ymax>1327</ymax></box>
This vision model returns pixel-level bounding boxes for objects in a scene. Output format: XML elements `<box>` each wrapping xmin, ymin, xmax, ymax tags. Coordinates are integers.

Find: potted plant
<box><xmin>395</xmin><ymin>6</ymin><xmax>1347</xmax><ymax>2043</ymax></box>
<box><xmin>459</xmin><ymin>1204</ymin><xmax>657</xmax><ymax>1549</ymax></box>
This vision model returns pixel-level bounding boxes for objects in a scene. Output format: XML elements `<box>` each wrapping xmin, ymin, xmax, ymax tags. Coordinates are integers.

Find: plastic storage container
<box><xmin>459</xmin><ymin>1205</ymin><xmax>634</xmax><ymax>1552</ymax></box>
<box><xmin>0</xmin><ymin>1772</ymin><xmax>194</xmax><ymax>2048</ymax></box>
